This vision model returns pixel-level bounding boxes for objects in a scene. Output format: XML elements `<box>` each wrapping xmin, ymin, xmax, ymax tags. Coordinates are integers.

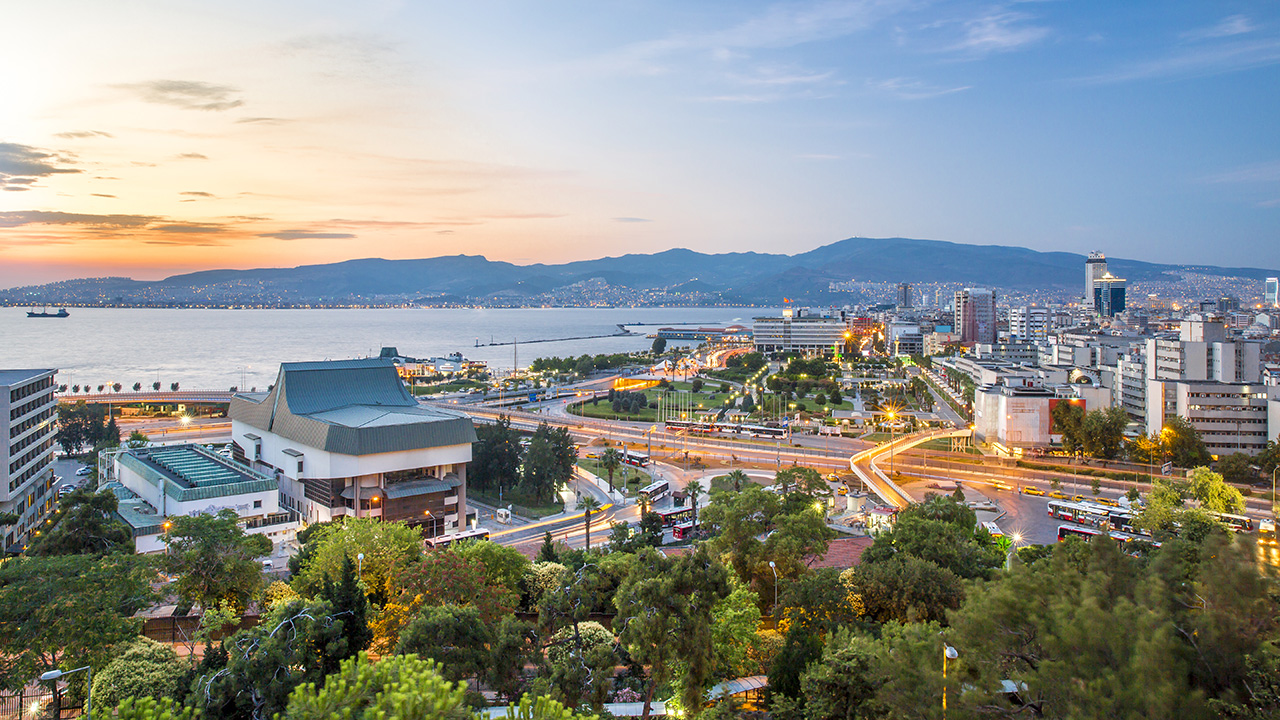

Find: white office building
<box><xmin>1266</xmin><ymin>277</ymin><xmax>1279</xmax><ymax>308</ymax></box>
<box><xmin>1008</xmin><ymin>306</ymin><xmax>1050</xmax><ymax>341</ymax></box>
<box><xmin>753</xmin><ymin>307</ymin><xmax>853</xmax><ymax>354</ymax></box>
<box><xmin>1085</xmin><ymin>252</ymin><xmax>1108</xmax><ymax>310</ymax></box>
<box><xmin>1</xmin><ymin>369</ymin><xmax>58</xmax><ymax>552</ymax></box>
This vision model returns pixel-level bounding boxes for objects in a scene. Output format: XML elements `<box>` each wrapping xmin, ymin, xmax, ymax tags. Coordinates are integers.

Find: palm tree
<box><xmin>579</xmin><ymin>495</ymin><xmax>601</xmax><ymax>549</ymax></box>
<box><xmin>726</xmin><ymin>469</ymin><xmax>748</xmax><ymax>492</ymax></box>
<box><xmin>599</xmin><ymin>448</ymin><xmax>623</xmax><ymax>495</ymax></box>
<box><xmin>132</xmin><ymin>382</ymin><xmax>142</xmax><ymax>392</ymax></box>
<box><xmin>686</xmin><ymin>480</ymin><xmax>704</xmax><ymax>529</ymax></box>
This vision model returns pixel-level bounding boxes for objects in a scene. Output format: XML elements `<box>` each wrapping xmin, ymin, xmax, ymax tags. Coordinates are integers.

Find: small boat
<box><xmin>27</xmin><ymin>305</ymin><xmax>69</xmax><ymax>318</ymax></box>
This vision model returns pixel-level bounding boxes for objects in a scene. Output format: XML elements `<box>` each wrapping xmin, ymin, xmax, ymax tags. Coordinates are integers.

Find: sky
<box><xmin>2</xmin><ymin>0</ymin><xmax>1279</xmax><ymax>288</ymax></box>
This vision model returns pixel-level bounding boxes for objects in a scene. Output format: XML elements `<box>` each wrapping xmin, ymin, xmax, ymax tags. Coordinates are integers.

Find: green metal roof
<box><xmin>119</xmin><ymin>444</ymin><xmax>277</xmax><ymax>503</ymax></box>
<box><xmin>230</xmin><ymin>358</ymin><xmax>477</xmax><ymax>455</ymax></box>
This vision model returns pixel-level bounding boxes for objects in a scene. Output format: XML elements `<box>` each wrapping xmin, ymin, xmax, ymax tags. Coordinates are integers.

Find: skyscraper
<box><xmin>954</xmin><ymin>288</ymin><xmax>996</xmax><ymax>344</ymax></box>
<box><xmin>1093</xmin><ymin>273</ymin><xmax>1127</xmax><ymax>317</ymax></box>
<box><xmin>896</xmin><ymin>282</ymin><xmax>913</xmax><ymax>309</ymax></box>
<box><xmin>1266</xmin><ymin>277</ymin><xmax>1279</xmax><ymax>308</ymax></box>
<box><xmin>1084</xmin><ymin>252</ymin><xmax>1107</xmax><ymax>310</ymax></box>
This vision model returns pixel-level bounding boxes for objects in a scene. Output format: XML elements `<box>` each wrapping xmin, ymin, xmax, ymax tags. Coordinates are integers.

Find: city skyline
<box><xmin>3</xmin><ymin>0</ymin><xmax>1279</xmax><ymax>288</ymax></box>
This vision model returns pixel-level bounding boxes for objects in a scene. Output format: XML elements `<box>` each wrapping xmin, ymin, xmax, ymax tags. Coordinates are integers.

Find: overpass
<box><xmin>58</xmin><ymin>390</ymin><xmax>236</xmax><ymax>405</ymax></box>
<box><xmin>849</xmin><ymin>428</ymin><xmax>973</xmax><ymax>509</ymax></box>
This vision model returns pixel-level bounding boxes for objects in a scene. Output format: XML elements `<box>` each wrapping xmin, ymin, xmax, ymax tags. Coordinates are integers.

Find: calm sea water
<box><xmin>0</xmin><ymin>307</ymin><xmax>770</xmax><ymax>391</ymax></box>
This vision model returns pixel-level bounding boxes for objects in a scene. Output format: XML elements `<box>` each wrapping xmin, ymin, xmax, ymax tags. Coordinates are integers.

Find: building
<box><xmin>1</xmin><ymin>369</ymin><xmax>57</xmax><ymax>552</ymax></box>
<box><xmin>896</xmin><ymin>283</ymin><xmax>913</xmax><ymax>309</ymax></box>
<box><xmin>1008</xmin><ymin>306</ymin><xmax>1050</xmax><ymax>342</ymax></box>
<box><xmin>1146</xmin><ymin>382</ymin><xmax>1278</xmax><ymax>457</ymax></box>
<box><xmin>1113</xmin><ymin>349</ymin><xmax>1147</xmax><ymax>421</ymax></box>
<box><xmin>753</xmin><ymin>307</ymin><xmax>857</xmax><ymax>354</ymax></box>
<box><xmin>106</xmin><ymin>443</ymin><xmax>297</xmax><ymax>554</ymax></box>
<box><xmin>954</xmin><ymin>288</ymin><xmax>997</xmax><ymax>344</ymax></box>
<box><xmin>1145</xmin><ymin>317</ymin><xmax>1261</xmax><ymax>385</ymax></box>
<box><xmin>972</xmin><ymin>342</ymin><xmax>1040</xmax><ymax>365</ymax></box>
<box><xmin>1085</xmin><ymin>252</ymin><xmax>1108</xmax><ymax>310</ymax></box>
<box><xmin>973</xmin><ymin>384</ymin><xmax>1065</xmax><ymax>453</ymax></box>
<box><xmin>230</xmin><ymin>358</ymin><xmax>478</xmax><ymax>537</ymax></box>
<box><xmin>1267</xmin><ymin>277</ymin><xmax>1279</xmax><ymax>308</ymax></box>
<box><xmin>924</xmin><ymin>332</ymin><xmax>962</xmax><ymax>356</ymax></box>
<box><xmin>1092</xmin><ymin>273</ymin><xmax>1126</xmax><ymax>317</ymax></box>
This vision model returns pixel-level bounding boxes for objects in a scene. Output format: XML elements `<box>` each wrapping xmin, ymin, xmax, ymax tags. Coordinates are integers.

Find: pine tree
<box><xmin>321</xmin><ymin>555</ymin><xmax>371</xmax><ymax>659</ymax></box>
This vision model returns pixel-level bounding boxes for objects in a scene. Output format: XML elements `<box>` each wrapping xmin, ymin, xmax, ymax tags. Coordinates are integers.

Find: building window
<box><xmin>254</xmin><ymin>500</ymin><xmax>262</xmax><ymax>509</ymax></box>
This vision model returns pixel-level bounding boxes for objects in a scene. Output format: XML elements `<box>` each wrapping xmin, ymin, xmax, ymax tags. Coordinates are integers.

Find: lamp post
<box><xmin>41</xmin><ymin>666</ymin><xmax>91</xmax><ymax>719</ymax></box>
<box><xmin>357</xmin><ymin>552</ymin><xmax>364</xmax><ymax>577</ymax></box>
<box><xmin>886</xmin><ymin>410</ymin><xmax>897</xmax><ymax>477</ymax></box>
<box><xmin>942</xmin><ymin>645</ymin><xmax>958</xmax><ymax>719</ymax></box>
<box><xmin>768</xmin><ymin>560</ymin><xmax>778</xmax><ymax>616</ymax></box>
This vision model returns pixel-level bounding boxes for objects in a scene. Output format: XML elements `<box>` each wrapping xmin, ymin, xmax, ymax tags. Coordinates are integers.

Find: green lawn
<box><xmin>570</xmin><ymin>401</ymin><xmax>661</xmax><ymax>422</ymax></box>
<box><xmin>577</xmin><ymin>458</ymin><xmax>649</xmax><ymax>493</ymax></box>
<box><xmin>468</xmin><ymin>488</ymin><xmax>563</xmax><ymax>519</ymax></box>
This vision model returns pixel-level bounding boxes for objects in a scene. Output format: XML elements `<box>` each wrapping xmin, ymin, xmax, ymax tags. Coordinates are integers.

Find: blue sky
<box><xmin>1</xmin><ymin>0</ymin><xmax>1278</xmax><ymax>285</ymax></box>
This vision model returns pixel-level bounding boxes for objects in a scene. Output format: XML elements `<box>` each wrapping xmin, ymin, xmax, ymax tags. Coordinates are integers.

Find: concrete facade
<box><xmin>1</xmin><ymin>369</ymin><xmax>57</xmax><ymax>552</ymax></box>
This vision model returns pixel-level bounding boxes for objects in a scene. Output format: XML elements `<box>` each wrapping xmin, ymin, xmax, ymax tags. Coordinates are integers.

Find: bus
<box><xmin>1209</xmin><ymin>511</ymin><xmax>1255</xmax><ymax>533</ymax></box>
<box><xmin>738</xmin><ymin>424</ymin><xmax>786</xmax><ymax>438</ymax></box>
<box><xmin>623</xmin><ymin>450</ymin><xmax>650</xmax><ymax>467</ymax></box>
<box><xmin>1057</xmin><ymin>524</ymin><xmax>1159</xmax><ymax>548</ymax></box>
<box><xmin>639</xmin><ymin>479</ymin><xmax>669</xmax><ymax>504</ymax></box>
<box><xmin>656</xmin><ymin>506</ymin><xmax>695</xmax><ymax>527</ymax></box>
<box><xmin>426</xmin><ymin>528</ymin><xmax>490</xmax><ymax>549</ymax></box>
<box><xmin>1047</xmin><ymin>500</ymin><xmax>1114</xmax><ymax>529</ymax></box>
<box><xmin>672</xmin><ymin>520</ymin><xmax>696</xmax><ymax>540</ymax></box>
<box><xmin>1260</xmin><ymin>518</ymin><xmax>1276</xmax><ymax>545</ymax></box>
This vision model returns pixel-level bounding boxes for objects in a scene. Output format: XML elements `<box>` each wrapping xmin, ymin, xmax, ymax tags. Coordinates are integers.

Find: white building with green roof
<box><xmin>229</xmin><ymin>358</ymin><xmax>477</xmax><ymax>536</ymax></box>
<box><xmin>110</xmin><ymin>443</ymin><xmax>296</xmax><ymax>553</ymax></box>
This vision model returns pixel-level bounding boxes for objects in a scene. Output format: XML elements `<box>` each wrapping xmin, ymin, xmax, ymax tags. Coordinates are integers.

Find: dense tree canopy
<box><xmin>163</xmin><ymin>509</ymin><xmax>273</xmax><ymax>611</ymax></box>
<box><xmin>25</xmin><ymin>488</ymin><xmax>132</xmax><ymax>556</ymax></box>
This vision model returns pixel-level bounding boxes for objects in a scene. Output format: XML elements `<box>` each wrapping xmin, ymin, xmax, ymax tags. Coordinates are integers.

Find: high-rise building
<box><xmin>2</xmin><ymin>369</ymin><xmax>58</xmax><ymax>552</ymax></box>
<box><xmin>1008</xmin><ymin>306</ymin><xmax>1050</xmax><ymax>341</ymax></box>
<box><xmin>1266</xmin><ymin>277</ymin><xmax>1279</xmax><ymax>308</ymax></box>
<box><xmin>1084</xmin><ymin>252</ymin><xmax>1108</xmax><ymax>309</ymax></box>
<box><xmin>1093</xmin><ymin>273</ymin><xmax>1127</xmax><ymax>317</ymax></box>
<box><xmin>896</xmin><ymin>282</ymin><xmax>913</xmax><ymax>309</ymax></box>
<box><xmin>954</xmin><ymin>288</ymin><xmax>997</xmax><ymax>344</ymax></box>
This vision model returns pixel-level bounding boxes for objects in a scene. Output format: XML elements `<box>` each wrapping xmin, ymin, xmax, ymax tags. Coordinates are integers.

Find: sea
<box><xmin>0</xmin><ymin>306</ymin><xmax>773</xmax><ymax>391</ymax></box>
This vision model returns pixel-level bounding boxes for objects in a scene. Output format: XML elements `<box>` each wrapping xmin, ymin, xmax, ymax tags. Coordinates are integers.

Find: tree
<box><xmin>170</xmin><ymin>382</ymin><xmax>180</xmax><ymax>391</ymax></box>
<box><xmin>709</xmin><ymin>580</ymin><xmax>763</xmax><ymax>681</ymax></box>
<box><xmin>1165</xmin><ymin>415</ymin><xmax>1212</xmax><ymax>468</ymax></box>
<box><xmin>450</xmin><ymin>539</ymin><xmax>530</xmax><ymax>596</ymax></box>
<box><xmin>599</xmin><ymin>447</ymin><xmax>623</xmax><ymax>495</ymax></box>
<box><xmin>25</xmin><ymin>488</ymin><xmax>132</xmax><ymax>556</ymax></box>
<box><xmin>195</xmin><ymin>599</ymin><xmax>348</xmax><ymax>720</ymax></box>
<box><xmin>1216</xmin><ymin>453</ymin><xmax>1256</xmax><ymax>486</ymax></box>
<box><xmin>1081</xmin><ymin>406</ymin><xmax>1130</xmax><ymax>459</ymax></box>
<box><xmin>537</xmin><ymin>531</ymin><xmax>560</xmax><ymax>563</ymax></box>
<box><xmin>797</xmin><ymin>630</ymin><xmax>884</xmax><ymax>720</ymax></box>
<box><xmin>776</xmin><ymin>568</ymin><xmax>862</xmax><ymax>636</ymax></box>
<box><xmin>725</xmin><ymin>469</ymin><xmax>748</xmax><ymax>492</ymax></box>
<box><xmin>1051</xmin><ymin>400</ymin><xmax>1086</xmax><ymax>454</ymax></box>
<box><xmin>152</xmin><ymin>381</ymin><xmax>161</xmax><ymax>391</ymax></box>
<box><xmin>163</xmin><ymin>509</ymin><xmax>273</xmax><ymax>611</ymax></box>
<box><xmin>652</xmin><ymin>337</ymin><xmax>667</xmax><ymax>355</ymax></box>
<box><xmin>541</xmin><ymin>620</ymin><xmax>618</xmax><ymax>709</ymax></box>
<box><xmin>133</xmin><ymin>382</ymin><xmax>142</xmax><ymax>392</ymax></box>
<box><xmin>489</xmin><ymin>616</ymin><xmax>539</xmax><ymax>702</ymax></box>
<box><xmin>471</xmin><ymin>416</ymin><xmax>523</xmax><ymax>493</ymax></box>
<box><xmin>686</xmin><ymin>479</ymin><xmax>704</xmax><ymax>528</ymax></box>
<box><xmin>1188</xmin><ymin>466</ymin><xmax>1246</xmax><ymax>514</ymax></box>
<box><xmin>691</xmin><ymin>378</ymin><xmax>705</xmax><ymax>393</ymax></box>
<box><xmin>126</xmin><ymin>430</ymin><xmax>150</xmax><ymax>448</ymax></box>
<box><xmin>840</xmin><ymin>555</ymin><xmax>963</xmax><ymax>624</ymax></box>
<box><xmin>0</xmin><ymin>554</ymin><xmax>153</xmax><ymax>696</ymax></box>
<box><xmin>319</xmin><ymin>555</ymin><xmax>371</xmax><ymax>659</ymax></box>
<box><xmin>395</xmin><ymin>604</ymin><xmax>493</xmax><ymax>683</ymax></box>
<box><xmin>91</xmin><ymin>637</ymin><xmax>186</xmax><ymax>709</ymax></box>
<box><xmin>859</xmin><ymin>494</ymin><xmax>1000</xmax><ymax>580</ymax></box>
<box><xmin>112</xmin><ymin>382</ymin><xmax>123</xmax><ymax>393</ymax></box>
<box><xmin>615</xmin><ymin>546</ymin><xmax>731</xmax><ymax>719</ymax></box>
<box><xmin>109</xmin><ymin>697</ymin><xmax>201</xmax><ymax>720</ymax></box>
<box><xmin>521</xmin><ymin>423</ymin><xmax>578</xmax><ymax>503</ymax></box>
<box><xmin>375</xmin><ymin>552</ymin><xmax>517</xmax><ymax>652</ymax></box>
<box><xmin>579</xmin><ymin>495</ymin><xmax>601</xmax><ymax>548</ymax></box>
<box><xmin>292</xmin><ymin>517</ymin><xmax>423</xmax><ymax>599</ymax></box>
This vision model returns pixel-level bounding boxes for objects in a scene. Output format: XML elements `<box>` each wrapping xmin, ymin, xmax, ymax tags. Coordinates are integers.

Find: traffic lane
<box><xmin>978</xmin><ymin>484</ymin><xmax>1061</xmax><ymax>546</ymax></box>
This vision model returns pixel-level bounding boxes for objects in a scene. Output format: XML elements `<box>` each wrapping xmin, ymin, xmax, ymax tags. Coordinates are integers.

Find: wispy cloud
<box><xmin>116</xmin><ymin>79</ymin><xmax>244</xmax><ymax>111</ymax></box>
<box><xmin>614</xmin><ymin>217</ymin><xmax>651</xmax><ymax>223</ymax></box>
<box><xmin>151</xmin><ymin>223</ymin><xmax>225</xmax><ymax>234</ymax></box>
<box><xmin>175</xmin><ymin>152</ymin><xmax>209</xmax><ymax>160</ymax></box>
<box><xmin>235</xmin><ymin>117</ymin><xmax>290</xmax><ymax>125</ymax></box>
<box><xmin>54</xmin><ymin>130</ymin><xmax>113</xmax><ymax>139</ymax></box>
<box><xmin>1184</xmin><ymin>15</ymin><xmax>1256</xmax><ymax>41</ymax></box>
<box><xmin>180</xmin><ymin>191</ymin><xmax>215</xmax><ymax>197</ymax></box>
<box><xmin>0</xmin><ymin>142</ymin><xmax>80</xmax><ymax>189</ymax></box>
<box><xmin>731</xmin><ymin>66</ymin><xmax>837</xmax><ymax>86</ymax></box>
<box><xmin>1080</xmin><ymin>35</ymin><xmax>1280</xmax><ymax>84</ymax></box>
<box><xmin>91</xmin><ymin>193</ymin><xmax>116</xmax><ymax>198</ymax></box>
<box><xmin>0</xmin><ymin>210</ymin><xmax>157</xmax><ymax>228</ymax></box>
<box><xmin>1201</xmin><ymin>160</ymin><xmax>1280</xmax><ymax>185</ymax></box>
<box><xmin>952</xmin><ymin>10</ymin><xmax>1050</xmax><ymax>55</ymax></box>
<box><xmin>867</xmin><ymin>77</ymin><xmax>972</xmax><ymax>99</ymax></box>
<box><xmin>257</xmin><ymin>231</ymin><xmax>357</xmax><ymax>240</ymax></box>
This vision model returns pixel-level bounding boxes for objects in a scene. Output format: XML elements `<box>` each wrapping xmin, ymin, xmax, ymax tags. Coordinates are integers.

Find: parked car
<box><xmin>76</xmin><ymin>466</ymin><xmax>92</xmax><ymax>476</ymax></box>
<box><xmin>1023</xmin><ymin>486</ymin><xmax>1045</xmax><ymax>496</ymax></box>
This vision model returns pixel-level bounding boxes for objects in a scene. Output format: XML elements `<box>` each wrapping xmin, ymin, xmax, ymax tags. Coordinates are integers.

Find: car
<box><xmin>1023</xmin><ymin>487</ymin><xmax>1045</xmax><ymax>496</ymax></box>
<box><xmin>1072</xmin><ymin>494</ymin><xmax>1086</xmax><ymax>502</ymax></box>
<box><xmin>57</xmin><ymin>484</ymin><xmax>75</xmax><ymax>497</ymax></box>
<box><xmin>990</xmin><ymin>481</ymin><xmax>1013</xmax><ymax>492</ymax></box>
<box><xmin>1094</xmin><ymin>497</ymin><xmax>1120</xmax><ymax>507</ymax></box>
<box><xmin>1048</xmin><ymin>490</ymin><xmax>1069</xmax><ymax>500</ymax></box>
<box><xmin>837</xmin><ymin>485</ymin><xmax>849</xmax><ymax>496</ymax></box>
<box><xmin>76</xmin><ymin>466</ymin><xmax>92</xmax><ymax>476</ymax></box>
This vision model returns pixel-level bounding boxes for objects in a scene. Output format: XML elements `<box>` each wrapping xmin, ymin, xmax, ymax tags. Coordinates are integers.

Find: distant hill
<box><xmin>2</xmin><ymin>237</ymin><xmax>1274</xmax><ymax>307</ymax></box>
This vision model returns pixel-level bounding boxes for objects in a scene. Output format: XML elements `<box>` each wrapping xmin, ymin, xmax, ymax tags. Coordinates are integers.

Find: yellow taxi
<box><xmin>1048</xmin><ymin>490</ymin><xmax>1069</xmax><ymax>500</ymax></box>
<box><xmin>990</xmin><ymin>481</ymin><xmax>1013</xmax><ymax>492</ymax></box>
<box><xmin>837</xmin><ymin>485</ymin><xmax>849</xmax><ymax>496</ymax></box>
<box><xmin>1094</xmin><ymin>496</ymin><xmax>1120</xmax><ymax>507</ymax></box>
<box><xmin>1023</xmin><ymin>486</ymin><xmax>1045</xmax><ymax>496</ymax></box>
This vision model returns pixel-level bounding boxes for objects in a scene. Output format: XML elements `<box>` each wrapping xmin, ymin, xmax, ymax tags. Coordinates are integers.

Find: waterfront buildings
<box><xmin>954</xmin><ymin>289</ymin><xmax>997</xmax><ymax>344</ymax></box>
<box><xmin>753</xmin><ymin>307</ymin><xmax>854</xmax><ymax>354</ymax></box>
<box><xmin>105</xmin><ymin>443</ymin><xmax>296</xmax><ymax>553</ymax></box>
<box><xmin>1</xmin><ymin>369</ymin><xmax>57</xmax><ymax>552</ymax></box>
<box><xmin>229</xmin><ymin>358</ymin><xmax>477</xmax><ymax>536</ymax></box>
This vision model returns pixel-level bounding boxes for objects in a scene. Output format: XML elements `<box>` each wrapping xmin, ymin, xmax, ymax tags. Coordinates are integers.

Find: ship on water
<box><xmin>26</xmin><ymin>305</ymin><xmax>70</xmax><ymax>318</ymax></box>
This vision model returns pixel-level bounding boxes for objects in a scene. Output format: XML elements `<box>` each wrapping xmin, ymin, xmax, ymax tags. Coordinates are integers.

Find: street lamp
<box><xmin>942</xmin><ymin>645</ymin><xmax>958</xmax><ymax>719</ymax></box>
<box><xmin>41</xmin><ymin>666</ymin><xmax>91</xmax><ymax>719</ymax></box>
<box><xmin>357</xmin><ymin>552</ymin><xmax>364</xmax><ymax>576</ymax></box>
<box><xmin>768</xmin><ymin>560</ymin><xmax>778</xmax><ymax>615</ymax></box>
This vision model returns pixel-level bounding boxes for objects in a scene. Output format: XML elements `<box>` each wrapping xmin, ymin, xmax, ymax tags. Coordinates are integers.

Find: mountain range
<box><xmin>3</xmin><ymin>237</ymin><xmax>1275</xmax><ymax>307</ymax></box>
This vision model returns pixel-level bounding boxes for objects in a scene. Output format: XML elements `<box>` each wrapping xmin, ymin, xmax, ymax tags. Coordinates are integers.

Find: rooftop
<box><xmin>230</xmin><ymin>358</ymin><xmax>477</xmax><ymax>455</ymax></box>
<box><xmin>118</xmin><ymin>443</ymin><xmax>277</xmax><ymax>503</ymax></box>
<box><xmin>0</xmin><ymin>369</ymin><xmax>55</xmax><ymax>387</ymax></box>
